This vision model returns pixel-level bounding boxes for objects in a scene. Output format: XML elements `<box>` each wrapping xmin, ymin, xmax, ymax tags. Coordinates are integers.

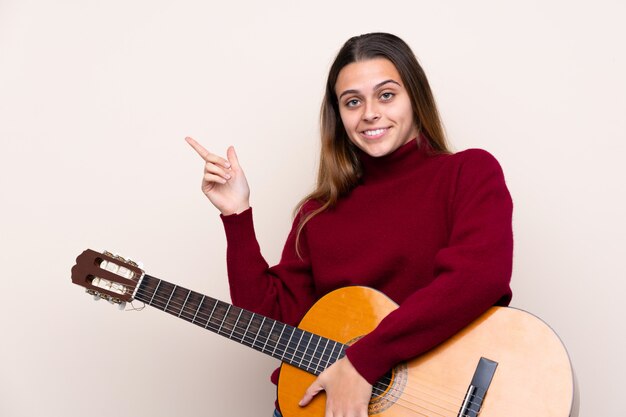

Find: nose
<box><xmin>362</xmin><ymin>102</ymin><xmax>380</xmax><ymax>122</ymax></box>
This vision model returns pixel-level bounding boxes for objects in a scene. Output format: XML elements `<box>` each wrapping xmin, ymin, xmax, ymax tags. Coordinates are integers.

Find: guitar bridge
<box><xmin>458</xmin><ymin>357</ymin><xmax>498</xmax><ymax>417</ymax></box>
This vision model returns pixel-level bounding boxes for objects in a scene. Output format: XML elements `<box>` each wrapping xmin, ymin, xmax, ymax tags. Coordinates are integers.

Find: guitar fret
<box><xmin>178</xmin><ymin>289</ymin><xmax>192</xmax><ymax>318</ymax></box>
<box><xmin>251</xmin><ymin>317</ymin><xmax>266</xmax><ymax>349</ymax></box>
<box><xmin>308</xmin><ymin>335</ymin><xmax>322</xmax><ymax>374</ymax></box>
<box><xmin>297</xmin><ymin>332</ymin><xmax>314</xmax><ymax>369</ymax></box>
<box><xmin>218</xmin><ymin>305</ymin><xmax>232</xmax><ymax>334</ymax></box>
<box><xmin>164</xmin><ymin>285</ymin><xmax>177</xmax><ymax>312</ymax></box>
<box><xmin>333</xmin><ymin>342</ymin><xmax>341</xmax><ymax>363</ymax></box>
<box><xmin>244</xmin><ymin>315</ymin><xmax>263</xmax><ymax>347</ymax></box>
<box><xmin>340</xmin><ymin>344</ymin><xmax>347</xmax><ymax>358</ymax></box>
<box><xmin>175</xmin><ymin>289</ymin><xmax>191</xmax><ymax>318</ymax></box>
<box><xmin>314</xmin><ymin>338</ymin><xmax>329</xmax><ymax>374</ymax></box>
<box><xmin>148</xmin><ymin>280</ymin><xmax>162</xmax><ymax>305</ymax></box>
<box><xmin>271</xmin><ymin>323</ymin><xmax>287</xmax><ymax>358</ymax></box>
<box><xmin>155</xmin><ymin>282</ymin><xmax>174</xmax><ymax>310</ymax></box>
<box><xmin>265</xmin><ymin>322</ymin><xmax>283</xmax><ymax>356</ymax></box>
<box><xmin>260</xmin><ymin>321</ymin><xmax>277</xmax><ymax>353</ymax></box>
<box><xmin>326</xmin><ymin>341</ymin><xmax>338</xmax><ymax>369</ymax></box>
<box><xmin>135</xmin><ymin>276</ymin><xmax>154</xmax><ymax>304</ymax></box>
<box><xmin>305</xmin><ymin>335</ymin><xmax>320</xmax><ymax>373</ymax></box>
<box><xmin>289</xmin><ymin>329</ymin><xmax>305</xmax><ymax>364</ymax></box>
<box><xmin>281</xmin><ymin>327</ymin><xmax>296</xmax><ymax>361</ymax></box>
<box><xmin>191</xmin><ymin>295</ymin><xmax>205</xmax><ymax>324</ymax></box>
<box><xmin>205</xmin><ymin>299</ymin><xmax>219</xmax><ymax>330</ymax></box>
<box><xmin>223</xmin><ymin>305</ymin><xmax>240</xmax><ymax>336</ymax></box>
<box><xmin>258</xmin><ymin>319</ymin><xmax>274</xmax><ymax>352</ymax></box>
<box><xmin>229</xmin><ymin>309</ymin><xmax>243</xmax><ymax>339</ymax></box>
<box><xmin>241</xmin><ymin>312</ymin><xmax>255</xmax><ymax>347</ymax></box>
<box><xmin>334</xmin><ymin>342</ymin><xmax>345</xmax><ymax>363</ymax></box>
<box><xmin>239</xmin><ymin>310</ymin><xmax>254</xmax><ymax>346</ymax></box>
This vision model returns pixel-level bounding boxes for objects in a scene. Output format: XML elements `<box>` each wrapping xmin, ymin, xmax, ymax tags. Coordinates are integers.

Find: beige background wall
<box><xmin>1</xmin><ymin>0</ymin><xmax>624</xmax><ymax>416</ymax></box>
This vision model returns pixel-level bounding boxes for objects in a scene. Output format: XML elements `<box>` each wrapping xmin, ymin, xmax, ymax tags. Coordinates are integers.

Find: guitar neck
<box><xmin>135</xmin><ymin>275</ymin><xmax>346</xmax><ymax>375</ymax></box>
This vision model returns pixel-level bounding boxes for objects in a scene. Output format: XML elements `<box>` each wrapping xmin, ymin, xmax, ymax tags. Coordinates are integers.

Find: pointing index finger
<box><xmin>185</xmin><ymin>137</ymin><xmax>231</xmax><ymax>168</ymax></box>
<box><xmin>185</xmin><ymin>136</ymin><xmax>211</xmax><ymax>159</ymax></box>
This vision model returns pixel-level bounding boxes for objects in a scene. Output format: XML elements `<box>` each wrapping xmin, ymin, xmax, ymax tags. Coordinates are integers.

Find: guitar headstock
<box><xmin>71</xmin><ymin>249</ymin><xmax>144</xmax><ymax>306</ymax></box>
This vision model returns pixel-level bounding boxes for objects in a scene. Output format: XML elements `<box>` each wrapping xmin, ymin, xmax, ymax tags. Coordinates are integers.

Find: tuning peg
<box><xmin>125</xmin><ymin>257</ymin><xmax>143</xmax><ymax>270</ymax></box>
<box><xmin>118</xmin><ymin>302</ymin><xmax>126</xmax><ymax>310</ymax></box>
<box><xmin>86</xmin><ymin>289</ymin><xmax>101</xmax><ymax>300</ymax></box>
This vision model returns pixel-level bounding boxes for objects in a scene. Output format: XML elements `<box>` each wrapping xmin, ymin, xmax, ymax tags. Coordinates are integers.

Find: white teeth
<box><xmin>364</xmin><ymin>128</ymin><xmax>385</xmax><ymax>136</ymax></box>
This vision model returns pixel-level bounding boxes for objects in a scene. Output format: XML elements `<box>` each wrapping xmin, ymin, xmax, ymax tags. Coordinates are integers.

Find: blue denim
<box><xmin>272</xmin><ymin>410</ymin><xmax>282</xmax><ymax>417</ymax></box>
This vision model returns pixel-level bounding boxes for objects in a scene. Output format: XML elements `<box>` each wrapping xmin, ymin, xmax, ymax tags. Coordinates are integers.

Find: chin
<box><xmin>361</xmin><ymin>145</ymin><xmax>393</xmax><ymax>157</ymax></box>
<box><xmin>359</xmin><ymin>138</ymin><xmax>399</xmax><ymax>155</ymax></box>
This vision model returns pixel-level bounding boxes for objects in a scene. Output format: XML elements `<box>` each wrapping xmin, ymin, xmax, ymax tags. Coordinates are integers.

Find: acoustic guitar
<box><xmin>71</xmin><ymin>249</ymin><xmax>578</xmax><ymax>417</ymax></box>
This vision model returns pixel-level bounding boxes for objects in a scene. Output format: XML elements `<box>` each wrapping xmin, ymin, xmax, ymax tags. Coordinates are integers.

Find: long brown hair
<box><xmin>295</xmin><ymin>33</ymin><xmax>450</xmax><ymax>251</ymax></box>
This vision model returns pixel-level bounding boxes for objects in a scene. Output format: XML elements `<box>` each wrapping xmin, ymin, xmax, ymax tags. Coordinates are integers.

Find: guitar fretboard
<box><xmin>134</xmin><ymin>275</ymin><xmax>347</xmax><ymax>376</ymax></box>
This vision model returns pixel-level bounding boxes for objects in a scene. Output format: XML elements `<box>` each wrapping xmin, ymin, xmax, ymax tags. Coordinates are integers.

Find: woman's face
<box><xmin>335</xmin><ymin>58</ymin><xmax>419</xmax><ymax>157</ymax></box>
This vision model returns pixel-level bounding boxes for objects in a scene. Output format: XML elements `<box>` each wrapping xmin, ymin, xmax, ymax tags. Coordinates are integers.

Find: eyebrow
<box><xmin>338</xmin><ymin>79</ymin><xmax>401</xmax><ymax>100</ymax></box>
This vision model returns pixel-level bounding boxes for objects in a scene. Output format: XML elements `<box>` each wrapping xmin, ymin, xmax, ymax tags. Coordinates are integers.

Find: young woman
<box><xmin>186</xmin><ymin>32</ymin><xmax>513</xmax><ymax>417</ymax></box>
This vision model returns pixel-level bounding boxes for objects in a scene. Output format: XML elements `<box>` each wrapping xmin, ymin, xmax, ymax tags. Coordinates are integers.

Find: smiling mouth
<box><xmin>362</xmin><ymin>128</ymin><xmax>389</xmax><ymax>137</ymax></box>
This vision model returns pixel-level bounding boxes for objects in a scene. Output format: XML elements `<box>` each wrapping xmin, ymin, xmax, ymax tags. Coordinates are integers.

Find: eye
<box><xmin>380</xmin><ymin>92</ymin><xmax>395</xmax><ymax>101</ymax></box>
<box><xmin>345</xmin><ymin>98</ymin><xmax>361</xmax><ymax>108</ymax></box>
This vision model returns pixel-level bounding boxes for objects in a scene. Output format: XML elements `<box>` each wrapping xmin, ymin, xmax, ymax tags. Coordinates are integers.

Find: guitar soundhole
<box><xmin>369</xmin><ymin>362</ymin><xmax>408</xmax><ymax>414</ymax></box>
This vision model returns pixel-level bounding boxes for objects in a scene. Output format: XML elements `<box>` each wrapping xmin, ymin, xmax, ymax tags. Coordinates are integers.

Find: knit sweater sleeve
<box><xmin>220</xmin><ymin>207</ymin><xmax>317</xmax><ymax>325</ymax></box>
<box><xmin>345</xmin><ymin>149</ymin><xmax>514</xmax><ymax>384</ymax></box>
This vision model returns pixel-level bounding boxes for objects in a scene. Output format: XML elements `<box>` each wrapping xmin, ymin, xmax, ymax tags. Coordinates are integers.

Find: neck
<box><xmin>134</xmin><ymin>274</ymin><xmax>347</xmax><ymax>376</ymax></box>
<box><xmin>358</xmin><ymin>134</ymin><xmax>431</xmax><ymax>184</ymax></box>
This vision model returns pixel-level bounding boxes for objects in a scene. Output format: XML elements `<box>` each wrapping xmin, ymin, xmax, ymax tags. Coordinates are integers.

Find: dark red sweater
<box><xmin>220</xmin><ymin>137</ymin><xmax>513</xmax><ymax>385</ymax></box>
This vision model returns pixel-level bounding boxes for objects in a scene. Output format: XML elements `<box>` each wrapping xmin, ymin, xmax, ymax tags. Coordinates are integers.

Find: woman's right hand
<box><xmin>185</xmin><ymin>136</ymin><xmax>250</xmax><ymax>216</ymax></box>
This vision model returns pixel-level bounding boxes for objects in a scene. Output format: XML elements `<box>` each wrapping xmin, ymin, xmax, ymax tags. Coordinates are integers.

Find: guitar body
<box><xmin>277</xmin><ymin>286</ymin><xmax>577</xmax><ymax>417</ymax></box>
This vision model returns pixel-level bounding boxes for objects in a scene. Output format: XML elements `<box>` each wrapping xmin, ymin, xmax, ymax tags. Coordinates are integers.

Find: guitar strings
<box><xmin>130</xmin><ymin>285</ymin><xmax>483</xmax><ymax>417</ymax></box>
<box><xmin>132</xmin><ymin>285</ymin><xmax>482</xmax><ymax>417</ymax></box>
<box><xmin>131</xmin><ymin>285</ymin><xmax>481</xmax><ymax>417</ymax></box>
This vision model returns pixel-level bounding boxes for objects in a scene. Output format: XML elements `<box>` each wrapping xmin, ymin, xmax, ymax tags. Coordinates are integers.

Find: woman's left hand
<box><xmin>299</xmin><ymin>357</ymin><xmax>373</xmax><ymax>417</ymax></box>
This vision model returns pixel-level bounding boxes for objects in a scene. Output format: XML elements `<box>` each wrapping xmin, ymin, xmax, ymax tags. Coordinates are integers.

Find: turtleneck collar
<box><xmin>357</xmin><ymin>133</ymin><xmax>433</xmax><ymax>184</ymax></box>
